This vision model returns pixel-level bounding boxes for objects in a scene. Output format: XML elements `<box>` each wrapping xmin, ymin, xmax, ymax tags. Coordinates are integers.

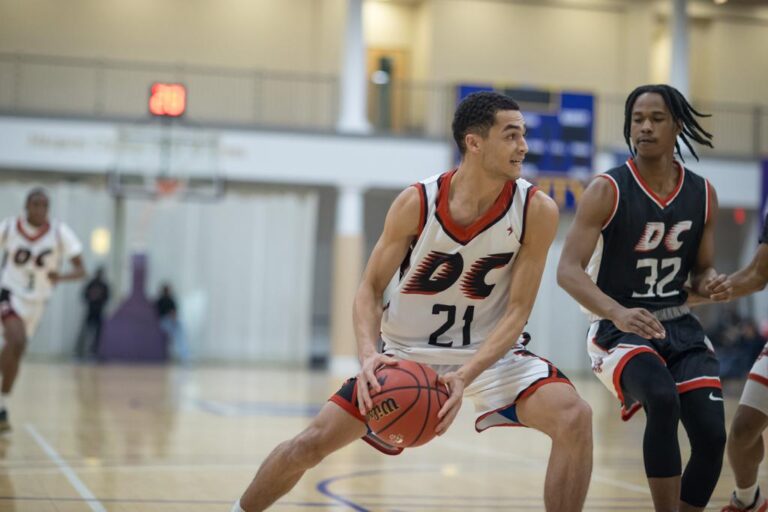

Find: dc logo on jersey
<box><xmin>634</xmin><ymin>221</ymin><xmax>693</xmax><ymax>253</ymax></box>
<box><xmin>402</xmin><ymin>251</ymin><xmax>514</xmax><ymax>299</ymax></box>
<box><xmin>12</xmin><ymin>248</ymin><xmax>53</xmax><ymax>267</ymax></box>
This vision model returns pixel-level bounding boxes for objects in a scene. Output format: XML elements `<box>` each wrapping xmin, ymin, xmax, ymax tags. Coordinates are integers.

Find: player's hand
<box><xmin>356</xmin><ymin>353</ymin><xmax>398</xmax><ymax>416</ymax></box>
<box><xmin>48</xmin><ymin>271</ymin><xmax>60</xmax><ymax>284</ymax></box>
<box><xmin>703</xmin><ymin>273</ymin><xmax>732</xmax><ymax>302</ymax></box>
<box><xmin>612</xmin><ymin>307</ymin><xmax>665</xmax><ymax>339</ymax></box>
<box><xmin>435</xmin><ymin>371</ymin><xmax>465</xmax><ymax>436</ymax></box>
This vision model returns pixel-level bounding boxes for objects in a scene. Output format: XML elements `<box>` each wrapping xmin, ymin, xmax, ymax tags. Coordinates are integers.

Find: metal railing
<box><xmin>1</xmin><ymin>53</ymin><xmax>765</xmax><ymax>157</ymax></box>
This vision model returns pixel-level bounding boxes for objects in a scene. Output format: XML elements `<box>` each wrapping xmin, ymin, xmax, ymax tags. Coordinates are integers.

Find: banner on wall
<box><xmin>456</xmin><ymin>84</ymin><xmax>594</xmax><ymax>209</ymax></box>
<box><xmin>761</xmin><ymin>159</ymin><xmax>768</xmax><ymax>230</ymax></box>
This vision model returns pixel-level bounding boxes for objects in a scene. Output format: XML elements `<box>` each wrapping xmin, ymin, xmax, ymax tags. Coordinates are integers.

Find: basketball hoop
<box><xmin>155</xmin><ymin>178</ymin><xmax>183</xmax><ymax>200</ymax></box>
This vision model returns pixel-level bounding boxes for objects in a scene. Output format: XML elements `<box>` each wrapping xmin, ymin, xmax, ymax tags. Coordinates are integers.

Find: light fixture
<box><xmin>714</xmin><ymin>0</ymin><xmax>728</xmax><ymax>5</ymax></box>
<box><xmin>90</xmin><ymin>228</ymin><xmax>111</xmax><ymax>256</ymax></box>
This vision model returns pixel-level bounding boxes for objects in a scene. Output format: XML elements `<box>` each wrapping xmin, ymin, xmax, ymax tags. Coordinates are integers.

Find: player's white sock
<box><xmin>230</xmin><ymin>499</ymin><xmax>245</xmax><ymax>512</ymax></box>
<box><xmin>735</xmin><ymin>482</ymin><xmax>759</xmax><ymax>506</ymax></box>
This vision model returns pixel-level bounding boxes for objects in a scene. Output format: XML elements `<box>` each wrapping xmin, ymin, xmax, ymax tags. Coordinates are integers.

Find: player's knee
<box><xmin>729</xmin><ymin>413</ymin><xmax>762</xmax><ymax>446</ymax></box>
<box><xmin>5</xmin><ymin>336</ymin><xmax>26</xmax><ymax>357</ymax></box>
<box><xmin>555</xmin><ymin>398</ymin><xmax>592</xmax><ymax>443</ymax></box>
<box><xmin>643</xmin><ymin>386</ymin><xmax>680</xmax><ymax>419</ymax></box>
<box><xmin>288</xmin><ymin>428</ymin><xmax>333</xmax><ymax>469</ymax></box>
<box><xmin>689</xmin><ymin>417</ymin><xmax>726</xmax><ymax>457</ymax></box>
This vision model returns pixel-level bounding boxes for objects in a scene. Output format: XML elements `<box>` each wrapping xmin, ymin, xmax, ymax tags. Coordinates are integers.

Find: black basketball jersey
<box><xmin>586</xmin><ymin>159</ymin><xmax>710</xmax><ymax>313</ymax></box>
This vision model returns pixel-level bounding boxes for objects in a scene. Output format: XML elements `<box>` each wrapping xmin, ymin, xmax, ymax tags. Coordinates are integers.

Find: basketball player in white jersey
<box><xmin>0</xmin><ymin>188</ymin><xmax>85</xmax><ymax>432</ymax></box>
<box><xmin>232</xmin><ymin>92</ymin><xmax>593</xmax><ymax>512</ymax></box>
<box><xmin>717</xmin><ymin>214</ymin><xmax>768</xmax><ymax>512</ymax></box>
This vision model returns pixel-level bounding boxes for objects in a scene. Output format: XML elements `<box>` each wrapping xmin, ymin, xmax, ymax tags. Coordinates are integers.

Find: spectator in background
<box><xmin>75</xmin><ymin>266</ymin><xmax>110</xmax><ymax>359</ymax></box>
<box><xmin>739</xmin><ymin>319</ymin><xmax>766</xmax><ymax>372</ymax></box>
<box><xmin>711</xmin><ymin>312</ymin><xmax>765</xmax><ymax>381</ymax></box>
<box><xmin>156</xmin><ymin>283</ymin><xmax>190</xmax><ymax>363</ymax></box>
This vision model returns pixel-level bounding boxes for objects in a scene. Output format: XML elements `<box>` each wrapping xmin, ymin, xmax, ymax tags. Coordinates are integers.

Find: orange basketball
<box><xmin>365</xmin><ymin>360</ymin><xmax>450</xmax><ymax>448</ymax></box>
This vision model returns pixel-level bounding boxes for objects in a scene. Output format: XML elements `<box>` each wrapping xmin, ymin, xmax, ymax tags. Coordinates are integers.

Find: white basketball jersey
<box><xmin>381</xmin><ymin>170</ymin><xmax>538</xmax><ymax>365</ymax></box>
<box><xmin>0</xmin><ymin>217</ymin><xmax>83</xmax><ymax>301</ymax></box>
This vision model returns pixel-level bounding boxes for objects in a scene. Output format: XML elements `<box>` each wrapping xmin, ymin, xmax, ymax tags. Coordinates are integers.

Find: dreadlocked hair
<box><xmin>623</xmin><ymin>84</ymin><xmax>713</xmax><ymax>162</ymax></box>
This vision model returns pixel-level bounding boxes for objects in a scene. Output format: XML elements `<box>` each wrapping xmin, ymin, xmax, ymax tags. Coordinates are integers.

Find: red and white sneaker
<box><xmin>722</xmin><ymin>490</ymin><xmax>768</xmax><ymax>512</ymax></box>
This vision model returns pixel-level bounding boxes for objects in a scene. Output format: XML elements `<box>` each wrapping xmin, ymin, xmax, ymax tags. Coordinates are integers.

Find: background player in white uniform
<box><xmin>232</xmin><ymin>92</ymin><xmax>593</xmax><ymax>512</ymax></box>
<box><xmin>718</xmin><ymin>215</ymin><xmax>768</xmax><ymax>512</ymax></box>
<box><xmin>0</xmin><ymin>188</ymin><xmax>85</xmax><ymax>432</ymax></box>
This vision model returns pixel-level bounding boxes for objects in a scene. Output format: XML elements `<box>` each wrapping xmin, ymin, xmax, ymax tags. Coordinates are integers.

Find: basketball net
<box><xmin>133</xmin><ymin>178</ymin><xmax>186</xmax><ymax>251</ymax></box>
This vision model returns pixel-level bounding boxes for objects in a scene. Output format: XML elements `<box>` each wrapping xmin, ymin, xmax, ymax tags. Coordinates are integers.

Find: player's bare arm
<box><xmin>727</xmin><ymin>243</ymin><xmax>768</xmax><ymax>299</ymax></box>
<box><xmin>690</xmin><ymin>185</ymin><xmax>732</xmax><ymax>302</ymax></box>
<box><xmin>436</xmin><ymin>191</ymin><xmax>558</xmax><ymax>435</ymax></box>
<box><xmin>353</xmin><ymin>186</ymin><xmax>421</xmax><ymax>415</ymax></box>
<box><xmin>48</xmin><ymin>255</ymin><xmax>86</xmax><ymax>284</ymax></box>
<box><xmin>557</xmin><ymin>176</ymin><xmax>665</xmax><ymax>339</ymax></box>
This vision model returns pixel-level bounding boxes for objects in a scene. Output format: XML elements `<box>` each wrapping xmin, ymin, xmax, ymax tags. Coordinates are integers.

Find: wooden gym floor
<box><xmin>0</xmin><ymin>361</ymin><xmax>763</xmax><ymax>511</ymax></box>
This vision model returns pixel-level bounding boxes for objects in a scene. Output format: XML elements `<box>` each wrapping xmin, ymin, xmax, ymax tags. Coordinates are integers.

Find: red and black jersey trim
<box><xmin>434</xmin><ymin>170</ymin><xmax>516</xmax><ymax>245</ymax></box>
<box><xmin>398</xmin><ymin>183</ymin><xmax>429</xmax><ymax>281</ymax></box>
<box><xmin>398</xmin><ymin>244</ymin><xmax>414</xmax><ymax>280</ymax></box>
<box><xmin>626</xmin><ymin>158</ymin><xmax>685</xmax><ymax>209</ymax></box>
<box><xmin>519</xmin><ymin>186</ymin><xmax>539</xmax><ymax>244</ymax></box>
<box><xmin>412</xmin><ymin>182</ymin><xmax>428</xmax><ymax>239</ymax></box>
<box><xmin>749</xmin><ymin>373</ymin><xmax>768</xmax><ymax>388</ymax></box>
<box><xmin>16</xmin><ymin>218</ymin><xmax>50</xmax><ymax>242</ymax></box>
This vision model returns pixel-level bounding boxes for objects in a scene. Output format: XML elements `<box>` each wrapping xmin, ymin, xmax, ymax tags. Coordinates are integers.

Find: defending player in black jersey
<box><xmin>558</xmin><ymin>84</ymin><xmax>732</xmax><ymax>512</ymax></box>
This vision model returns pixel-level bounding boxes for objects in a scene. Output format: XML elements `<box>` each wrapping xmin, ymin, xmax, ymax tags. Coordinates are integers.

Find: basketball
<box><xmin>365</xmin><ymin>360</ymin><xmax>450</xmax><ymax>448</ymax></box>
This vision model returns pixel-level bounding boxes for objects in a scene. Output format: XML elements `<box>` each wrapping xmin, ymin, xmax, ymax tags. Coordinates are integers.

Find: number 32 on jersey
<box><xmin>632</xmin><ymin>221</ymin><xmax>691</xmax><ymax>299</ymax></box>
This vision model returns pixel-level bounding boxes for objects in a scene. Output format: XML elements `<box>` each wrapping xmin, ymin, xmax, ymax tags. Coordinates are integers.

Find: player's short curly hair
<box><xmin>452</xmin><ymin>91</ymin><xmax>520</xmax><ymax>155</ymax></box>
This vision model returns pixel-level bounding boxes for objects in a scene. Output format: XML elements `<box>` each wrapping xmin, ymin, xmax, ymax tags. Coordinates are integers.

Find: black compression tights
<box><xmin>621</xmin><ymin>353</ymin><xmax>682</xmax><ymax>478</ymax></box>
<box><xmin>621</xmin><ymin>353</ymin><xmax>725</xmax><ymax>507</ymax></box>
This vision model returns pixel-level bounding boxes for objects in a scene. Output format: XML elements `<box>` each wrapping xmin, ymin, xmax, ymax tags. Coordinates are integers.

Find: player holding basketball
<box><xmin>557</xmin><ymin>84</ymin><xmax>732</xmax><ymax>512</ymax></box>
<box><xmin>0</xmin><ymin>188</ymin><xmax>85</xmax><ymax>432</ymax></box>
<box><xmin>233</xmin><ymin>92</ymin><xmax>593</xmax><ymax>511</ymax></box>
<box><xmin>717</xmin><ymin>217</ymin><xmax>768</xmax><ymax>512</ymax></box>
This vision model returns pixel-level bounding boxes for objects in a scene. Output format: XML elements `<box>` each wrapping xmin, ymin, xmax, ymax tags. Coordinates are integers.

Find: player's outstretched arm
<box><xmin>352</xmin><ymin>186</ymin><xmax>421</xmax><ymax>415</ymax></box>
<box><xmin>436</xmin><ymin>191</ymin><xmax>558</xmax><ymax>435</ymax></box>
<box><xmin>691</xmin><ymin>185</ymin><xmax>733</xmax><ymax>302</ymax></box>
<box><xmin>49</xmin><ymin>255</ymin><xmax>86</xmax><ymax>284</ymax></box>
<box><xmin>557</xmin><ymin>176</ymin><xmax>665</xmax><ymax>339</ymax></box>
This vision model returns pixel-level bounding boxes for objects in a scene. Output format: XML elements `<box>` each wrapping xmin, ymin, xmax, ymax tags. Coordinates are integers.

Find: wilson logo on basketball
<box><xmin>366</xmin><ymin>398</ymin><xmax>400</xmax><ymax>422</ymax></box>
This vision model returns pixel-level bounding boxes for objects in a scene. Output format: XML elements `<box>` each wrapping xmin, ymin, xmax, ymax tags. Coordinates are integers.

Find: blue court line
<box><xmin>195</xmin><ymin>398</ymin><xmax>323</xmax><ymax>417</ymax></box>
<box><xmin>316</xmin><ymin>468</ymin><xmax>432</xmax><ymax>512</ymax></box>
<box><xmin>344</xmin><ymin>493</ymin><xmax>661</xmax><ymax>502</ymax></box>
<box><xmin>315</xmin><ymin>469</ymin><xmax>732</xmax><ymax>510</ymax></box>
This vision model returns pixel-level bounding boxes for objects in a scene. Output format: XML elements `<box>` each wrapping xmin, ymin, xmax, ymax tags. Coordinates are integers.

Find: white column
<box><xmin>329</xmin><ymin>186</ymin><xmax>365</xmax><ymax>375</ymax></box>
<box><xmin>670</xmin><ymin>0</ymin><xmax>689</xmax><ymax>96</ymax></box>
<box><xmin>336</xmin><ymin>0</ymin><xmax>372</xmax><ymax>134</ymax></box>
